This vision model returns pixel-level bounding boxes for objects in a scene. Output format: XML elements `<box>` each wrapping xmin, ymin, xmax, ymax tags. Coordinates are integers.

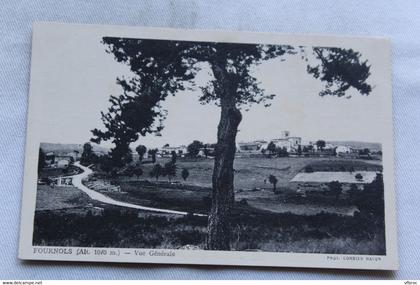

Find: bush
<box><xmin>304</xmin><ymin>165</ymin><xmax>314</xmax><ymax>173</ymax></box>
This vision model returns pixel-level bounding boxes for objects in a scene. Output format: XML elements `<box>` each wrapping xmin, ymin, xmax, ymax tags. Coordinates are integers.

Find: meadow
<box><xmin>33</xmin><ymin>155</ymin><xmax>385</xmax><ymax>255</ymax></box>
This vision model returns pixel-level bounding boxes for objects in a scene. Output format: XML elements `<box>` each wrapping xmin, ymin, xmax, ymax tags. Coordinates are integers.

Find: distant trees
<box><xmin>171</xmin><ymin>150</ymin><xmax>177</xmax><ymax>164</ymax></box>
<box><xmin>80</xmin><ymin>142</ymin><xmax>97</xmax><ymax>166</ymax></box>
<box><xmin>268</xmin><ymin>175</ymin><xmax>278</xmax><ymax>192</ymax></box>
<box><xmin>149</xmin><ymin>163</ymin><xmax>162</xmax><ymax>181</ymax></box>
<box><xmin>110</xmin><ymin>147</ymin><xmax>133</xmax><ymax>167</ymax></box>
<box><xmin>98</xmin><ymin>154</ymin><xmax>113</xmax><ymax>173</ymax></box>
<box><xmin>267</xmin><ymin>142</ymin><xmax>276</xmax><ymax>156</ymax></box>
<box><xmin>303</xmin><ymin>145</ymin><xmax>313</xmax><ymax>154</ymax></box>
<box><xmin>187</xmin><ymin>140</ymin><xmax>204</xmax><ymax>157</ymax></box>
<box><xmin>297</xmin><ymin>145</ymin><xmax>302</xmax><ymax>156</ymax></box>
<box><xmin>38</xmin><ymin>148</ymin><xmax>46</xmax><ymax>173</ymax></box>
<box><xmin>203</xmin><ymin>145</ymin><xmax>209</xmax><ymax>158</ymax></box>
<box><xmin>181</xmin><ymin>168</ymin><xmax>189</xmax><ymax>181</ymax></box>
<box><xmin>148</xmin><ymin>149</ymin><xmax>158</xmax><ymax>163</ymax></box>
<box><xmin>358</xmin><ymin>148</ymin><xmax>370</xmax><ymax>156</ymax></box>
<box><xmin>353</xmin><ymin>173</ymin><xmax>384</xmax><ymax>221</ymax></box>
<box><xmin>316</xmin><ymin>140</ymin><xmax>326</xmax><ymax>151</ymax></box>
<box><xmin>276</xmin><ymin>146</ymin><xmax>288</xmax><ymax>157</ymax></box>
<box><xmin>135</xmin><ymin>145</ymin><xmax>147</xmax><ymax>162</ymax></box>
<box><xmin>163</xmin><ymin>162</ymin><xmax>177</xmax><ymax>182</ymax></box>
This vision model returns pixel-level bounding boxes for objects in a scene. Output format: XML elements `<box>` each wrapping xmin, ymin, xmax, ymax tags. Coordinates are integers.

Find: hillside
<box><xmin>327</xmin><ymin>141</ymin><xmax>382</xmax><ymax>151</ymax></box>
<box><xmin>40</xmin><ymin>142</ymin><xmax>109</xmax><ymax>155</ymax></box>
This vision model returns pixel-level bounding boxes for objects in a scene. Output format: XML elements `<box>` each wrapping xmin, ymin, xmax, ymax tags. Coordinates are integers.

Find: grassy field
<box><xmin>33</xmin><ymin>206</ymin><xmax>385</xmax><ymax>255</ymax></box>
<box><xmin>35</xmin><ymin>185</ymin><xmax>92</xmax><ymax>210</ymax></box>
<box><xmin>33</xmin><ymin>156</ymin><xmax>385</xmax><ymax>254</ymax></box>
<box><xmin>106</xmin><ymin>156</ymin><xmax>381</xmax><ymax>216</ymax></box>
<box><xmin>126</xmin><ymin>156</ymin><xmax>382</xmax><ymax>190</ymax></box>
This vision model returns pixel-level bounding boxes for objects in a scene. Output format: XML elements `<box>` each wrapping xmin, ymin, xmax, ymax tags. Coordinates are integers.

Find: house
<box><xmin>198</xmin><ymin>146</ymin><xmax>215</xmax><ymax>157</ymax></box>
<box><xmin>55</xmin><ymin>155</ymin><xmax>74</xmax><ymax>168</ymax></box>
<box><xmin>57</xmin><ymin>159</ymin><xmax>70</xmax><ymax>168</ymax></box>
<box><xmin>159</xmin><ymin>145</ymin><xmax>188</xmax><ymax>157</ymax></box>
<box><xmin>45</xmin><ymin>152</ymin><xmax>55</xmax><ymax>165</ymax></box>
<box><xmin>336</xmin><ymin>145</ymin><xmax>358</xmax><ymax>158</ymax></box>
<box><xmin>65</xmin><ymin>150</ymin><xmax>81</xmax><ymax>161</ymax></box>
<box><xmin>237</xmin><ymin>141</ymin><xmax>265</xmax><ymax>153</ymax></box>
<box><xmin>260</xmin><ymin>131</ymin><xmax>302</xmax><ymax>153</ymax></box>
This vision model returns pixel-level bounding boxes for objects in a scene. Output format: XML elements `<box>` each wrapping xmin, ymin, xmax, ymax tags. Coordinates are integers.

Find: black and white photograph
<box><xmin>19</xmin><ymin>22</ymin><xmax>397</xmax><ymax>269</ymax></box>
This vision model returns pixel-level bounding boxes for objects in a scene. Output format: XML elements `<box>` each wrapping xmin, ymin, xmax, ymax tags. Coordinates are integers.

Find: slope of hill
<box><xmin>327</xmin><ymin>141</ymin><xmax>382</xmax><ymax>151</ymax></box>
<box><xmin>40</xmin><ymin>142</ymin><xmax>109</xmax><ymax>155</ymax></box>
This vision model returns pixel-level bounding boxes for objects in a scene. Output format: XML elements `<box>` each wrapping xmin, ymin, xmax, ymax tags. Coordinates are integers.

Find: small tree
<box><xmin>297</xmin><ymin>145</ymin><xmax>302</xmax><ymax>156</ymax></box>
<box><xmin>276</xmin><ymin>146</ymin><xmax>288</xmax><ymax>157</ymax></box>
<box><xmin>267</xmin><ymin>142</ymin><xmax>276</xmax><ymax>156</ymax></box>
<box><xmin>149</xmin><ymin>163</ymin><xmax>162</xmax><ymax>181</ymax></box>
<box><xmin>171</xmin><ymin>150</ymin><xmax>177</xmax><ymax>164</ymax></box>
<box><xmin>268</xmin><ymin>175</ymin><xmax>278</xmax><ymax>192</ymax></box>
<box><xmin>80</xmin><ymin>142</ymin><xmax>95</xmax><ymax>166</ymax></box>
<box><xmin>181</xmin><ymin>168</ymin><xmax>189</xmax><ymax>181</ymax></box>
<box><xmin>99</xmin><ymin>154</ymin><xmax>114</xmax><ymax>174</ymax></box>
<box><xmin>134</xmin><ymin>166</ymin><xmax>143</xmax><ymax>178</ymax></box>
<box><xmin>348</xmin><ymin>184</ymin><xmax>360</xmax><ymax>201</ymax></box>
<box><xmin>328</xmin><ymin>181</ymin><xmax>342</xmax><ymax>203</ymax></box>
<box><xmin>148</xmin><ymin>149</ymin><xmax>157</xmax><ymax>163</ymax></box>
<box><xmin>187</xmin><ymin>140</ymin><xmax>204</xmax><ymax>157</ymax></box>
<box><xmin>316</xmin><ymin>140</ymin><xmax>326</xmax><ymax>151</ymax></box>
<box><xmin>135</xmin><ymin>145</ymin><xmax>147</xmax><ymax>163</ymax></box>
<box><xmin>203</xmin><ymin>145</ymin><xmax>209</xmax><ymax>158</ymax></box>
<box><xmin>355</xmin><ymin>173</ymin><xmax>363</xmax><ymax>181</ymax></box>
<box><xmin>358</xmin><ymin>148</ymin><xmax>370</xmax><ymax>156</ymax></box>
<box><xmin>163</xmin><ymin>162</ymin><xmax>177</xmax><ymax>182</ymax></box>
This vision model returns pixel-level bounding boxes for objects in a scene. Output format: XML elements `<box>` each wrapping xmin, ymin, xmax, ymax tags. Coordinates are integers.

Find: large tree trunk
<box><xmin>206</xmin><ymin>62</ymin><xmax>242</xmax><ymax>250</ymax></box>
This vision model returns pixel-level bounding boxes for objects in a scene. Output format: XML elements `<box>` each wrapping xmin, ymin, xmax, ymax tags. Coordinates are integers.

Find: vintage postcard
<box><xmin>19</xmin><ymin>22</ymin><xmax>397</xmax><ymax>270</ymax></box>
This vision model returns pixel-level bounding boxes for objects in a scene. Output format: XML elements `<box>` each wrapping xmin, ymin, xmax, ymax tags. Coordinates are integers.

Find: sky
<box><xmin>37</xmin><ymin>27</ymin><xmax>391</xmax><ymax>149</ymax></box>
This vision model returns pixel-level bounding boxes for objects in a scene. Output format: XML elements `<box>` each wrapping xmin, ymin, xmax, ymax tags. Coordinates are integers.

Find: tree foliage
<box><xmin>268</xmin><ymin>174</ymin><xmax>278</xmax><ymax>192</ymax></box>
<box><xmin>316</xmin><ymin>140</ymin><xmax>326</xmax><ymax>151</ymax></box>
<box><xmin>306</xmin><ymin>47</ymin><xmax>372</xmax><ymax>97</ymax></box>
<box><xmin>163</xmin><ymin>162</ymin><xmax>177</xmax><ymax>181</ymax></box>
<box><xmin>267</xmin><ymin>141</ymin><xmax>276</xmax><ymax>155</ymax></box>
<box><xmin>135</xmin><ymin>145</ymin><xmax>147</xmax><ymax>162</ymax></box>
<box><xmin>80</xmin><ymin>142</ymin><xmax>97</xmax><ymax>166</ymax></box>
<box><xmin>181</xmin><ymin>168</ymin><xmax>189</xmax><ymax>181</ymax></box>
<box><xmin>149</xmin><ymin>163</ymin><xmax>162</xmax><ymax>181</ymax></box>
<box><xmin>94</xmin><ymin>36</ymin><xmax>374</xmax><ymax>250</ymax></box>
<box><xmin>187</xmin><ymin>140</ymin><xmax>204</xmax><ymax>157</ymax></box>
<box><xmin>328</xmin><ymin>181</ymin><xmax>342</xmax><ymax>202</ymax></box>
<box><xmin>148</xmin><ymin>148</ymin><xmax>158</xmax><ymax>163</ymax></box>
